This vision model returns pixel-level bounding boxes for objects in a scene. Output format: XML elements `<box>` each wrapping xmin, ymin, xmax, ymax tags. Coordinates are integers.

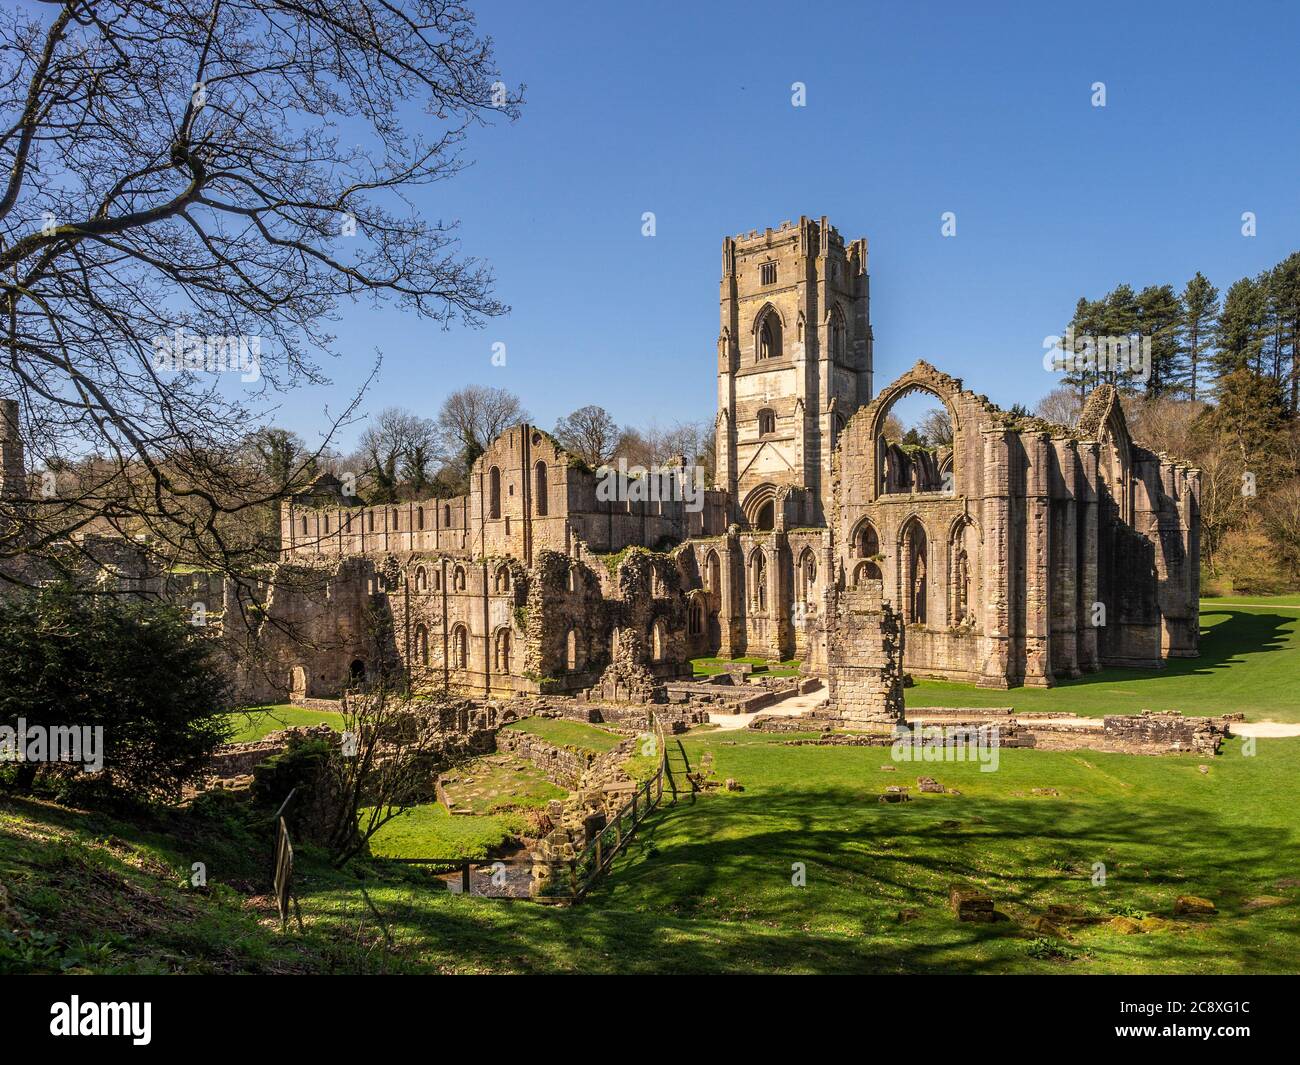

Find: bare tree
<box><xmin>1034</xmin><ymin>386</ymin><xmax>1085</xmax><ymax>428</ymax></box>
<box><xmin>434</xmin><ymin>384</ymin><xmax>528</xmax><ymax>485</ymax></box>
<box><xmin>358</xmin><ymin>407</ymin><xmax>441</xmax><ymax>502</ymax></box>
<box><xmin>917</xmin><ymin>407</ymin><xmax>953</xmax><ymax>447</ymax></box>
<box><xmin>554</xmin><ymin>404</ymin><xmax>621</xmax><ymax>468</ymax></box>
<box><xmin>0</xmin><ymin>0</ymin><xmax>521</xmax><ymax>587</ymax></box>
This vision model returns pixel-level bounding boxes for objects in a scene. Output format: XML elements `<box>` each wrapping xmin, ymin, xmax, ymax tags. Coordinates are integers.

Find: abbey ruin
<box><xmin>0</xmin><ymin>216</ymin><xmax>1202</xmax><ymax>721</ymax></box>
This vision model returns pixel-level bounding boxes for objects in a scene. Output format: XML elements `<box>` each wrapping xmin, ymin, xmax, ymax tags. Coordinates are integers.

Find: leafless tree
<box><xmin>357</xmin><ymin>407</ymin><xmax>441</xmax><ymax>501</ymax></box>
<box><xmin>554</xmin><ymin>404</ymin><xmax>621</xmax><ymax>468</ymax></box>
<box><xmin>434</xmin><ymin>384</ymin><xmax>528</xmax><ymax>484</ymax></box>
<box><xmin>917</xmin><ymin>407</ymin><xmax>953</xmax><ymax>447</ymax></box>
<box><xmin>0</xmin><ymin>0</ymin><xmax>521</xmax><ymax>588</ymax></box>
<box><xmin>1034</xmin><ymin>386</ymin><xmax>1085</xmax><ymax>428</ymax></box>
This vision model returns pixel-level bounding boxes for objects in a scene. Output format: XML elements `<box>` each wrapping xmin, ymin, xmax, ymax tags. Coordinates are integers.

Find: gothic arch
<box><xmin>862</xmin><ymin>366</ymin><xmax>966</xmax><ymax>497</ymax></box>
<box><xmin>798</xmin><ymin>547</ymin><xmax>818</xmax><ymax>605</ymax></box>
<box><xmin>849</xmin><ymin>517</ymin><xmax>880</xmax><ymax>559</ymax></box>
<box><xmin>748</xmin><ymin>547</ymin><xmax>768</xmax><ymax>612</ymax></box>
<box><xmin>899</xmin><ymin>515</ymin><xmax>930</xmax><ymax>625</ymax></box>
<box><xmin>753</xmin><ymin>303</ymin><xmax>784</xmax><ymax>361</ymax></box>
<box><xmin>704</xmin><ymin>549</ymin><xmax>721</xmax><ymax>598</ymax></box>
<box><xmin>741</xmin><ymin>482</ymin><xmax>778</xmax><ymax>530</ymax></box>
<box><xmin>948</xmin><ymin>515</ymin><xmax>980</xmax><ymax>627</ymax></box>
<box><xmin>488</xmin><ymin>465</ymin><xmax>502</xmax><ymax>519</ymax></box>
<box><xmin>828</xmin><ymin>303</ymin><xmax>848</xmax><ymax>361</ymax></box>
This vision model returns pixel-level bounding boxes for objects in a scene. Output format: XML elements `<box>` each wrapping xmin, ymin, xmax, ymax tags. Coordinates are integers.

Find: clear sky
<box><xmin>282</xmin><ymin>0</ymin><xmax>1300</xmax><ymax>449</ymax></box>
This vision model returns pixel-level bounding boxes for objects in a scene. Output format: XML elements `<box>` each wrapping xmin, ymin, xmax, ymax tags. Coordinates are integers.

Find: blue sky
<box><xmin>283</xmin><ymin>0</ymin><xmax>1300</xmax><ymax>449</ymax></box>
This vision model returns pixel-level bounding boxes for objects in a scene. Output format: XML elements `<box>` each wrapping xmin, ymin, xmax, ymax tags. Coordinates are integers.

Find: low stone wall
<box><xmin>208</xmin><ymin>740</ymin><xmax>286</xmax><ymax>778</ymax></box>
<box><xmin>1102</xmin><ymin>711</ymin><xmax>1236</xmax><ymax>755</ymax></box>
<box><xmin>495</xmin><ymin>728</ymin><xmax>595</xmax><ymax>789</ymax></box>
<box><xmin>907</xmin><ymin>706</ymin><xmax>1238</xmax><ymax>756</ymax></box>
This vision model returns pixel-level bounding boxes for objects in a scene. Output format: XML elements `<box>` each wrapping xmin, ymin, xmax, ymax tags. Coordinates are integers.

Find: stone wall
<box><xmin>1101</xmin><ymin>711</ymin><xmax>1233</xmax><ymax>755</ymax></box>
<box><xmin>495</xmin><ymin>728</ymin><xmax>595</xmax><ymax>789</ymax></box>
<box><xmin>824</xmin><ymin>579</ymin><xmax>905</xmax><ymax>724</ymax></box>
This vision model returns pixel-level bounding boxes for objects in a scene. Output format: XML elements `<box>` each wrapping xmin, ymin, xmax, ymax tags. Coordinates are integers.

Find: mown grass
<box><xmin>224</xmin><ymin>704</ymin><xmax>342</xmax><ymax>743</ymax></box>
<box><xmin>499</xmin><ymin>716</ymin><xmax>625</xmax><ymax>753</ymax></box>
<box><xmin>363</xmin><ymin>804</ymin><xmax>527</xmax><ymax>862</ymax></box>
<box><xmin>4</xmin><ymin>596</ymin><xmax>1297</xmax><ymax>974</ymax></box>
<box><xmin>691</xmin><ymin>656</ymin><xmax>802</xmax><ymax>679</ymax></box>
<box><xmin>908</xmin><ymin>597</ymin><xmax>1300</xmax><ymax>722</ymax></box>
<box><xmin>4</xmin><ymin>729</ymin><xmax>1298</xmax><ymax>973</ymax></box>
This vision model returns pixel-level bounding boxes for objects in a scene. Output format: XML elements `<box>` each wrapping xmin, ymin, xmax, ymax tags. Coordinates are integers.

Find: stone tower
<box><xmin>715</xmin><ymin>216</ymin><xmax>872</xmax><ymax>527</ymax></box>
<box><xmin>0</xmin><ymin>399</ymin><xmax>25</xmax><ymax>500</ymax></box>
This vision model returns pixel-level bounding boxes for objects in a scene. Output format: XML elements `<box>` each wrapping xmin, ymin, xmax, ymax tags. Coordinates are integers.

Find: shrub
<box><xmin>0</xmin><ymin>582</ymin><xmax>230</xmax><ymax>803</ymax></box>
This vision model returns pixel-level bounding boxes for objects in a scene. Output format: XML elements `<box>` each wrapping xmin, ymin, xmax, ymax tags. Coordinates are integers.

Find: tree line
<box><xmin>250</xmin><ymin>388</ymin><xmax>716</xmax><ymax>507</ymax></box>
<box><xmin>1059</xmin><ymin>252</ymin><xmax>1300</xmax><ymax>411</ymax></box>
<box><xmin>1036</xmin><ymin>251</ymin><xmax>1300</xmax><ymax>592</ymax></box>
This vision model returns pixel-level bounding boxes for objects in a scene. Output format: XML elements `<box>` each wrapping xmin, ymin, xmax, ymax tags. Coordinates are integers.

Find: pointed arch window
<box><xmin>488</xmin><ymin>466</ymin><xmax>502</xmax><ymax>519</ymax></box>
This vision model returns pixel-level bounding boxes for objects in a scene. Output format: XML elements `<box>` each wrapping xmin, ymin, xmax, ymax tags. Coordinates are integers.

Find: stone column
<box><xmin>1077</xmin><ymin>442</ymin><xmax>1101</xmax><ymax>673</ymax></box>
<box><xmin>978</xmin><ymin>429</ymin><xmax>1012</xmax><ymax>688</ymax></box>
<box><xmin>1055</xmin><ymin>438</ymin><xmax>1080</xmax><ymax>679</ymax></box>
<box><xmin>1023</xmin><ymin>432</ymin><xmax>1052</xmax><ymax>687</ymax></box>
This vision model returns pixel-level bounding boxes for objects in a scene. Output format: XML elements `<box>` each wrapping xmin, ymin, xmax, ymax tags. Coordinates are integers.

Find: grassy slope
<box><xmin>225</xmin><ymin>705</ymin><xmax>343</xmax><ymax>743</ymax></box>
<box><xmin>366</xmin><ymin>755</ymin><xmax>567</xmax><ymax>861</ymax></box>
<box><xmin>499</xmin><ymin>717</ymin><xmax>625</xmax><ymax>753</ymax></box>
<box><xmin>6</xmin><ymin>731</ymin><xmax>1296</xmax><ymax>973</ymax></box>
<box><xmin>908</xmin><ymin>598</ymin><xmax>1300</xmax><ymax>722</ymax></box>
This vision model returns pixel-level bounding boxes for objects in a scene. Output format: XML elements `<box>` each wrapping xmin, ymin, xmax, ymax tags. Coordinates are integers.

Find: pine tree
<box><xmin>1213</xmin><ymin>275</ymin><xmax>1267</xmax><ymax>378</ymax></box>
<box><xmin>1136</xmin><ymin>283</ymin><xmax>1183</xmax><ymax>398</ymax></box>
<box><xmin>1061</xmin><ymin>296</ymin><xmax>1107</xmax><ymax>398</ymax></box>
<box><xmin>1103</xmin><ymin>284</ymin><xmax>1142</xmax><ymax>392</ymax></box>
<box><xmin>1180</xmin><ymin>272</ymin><xmax>1219</xmax><ymax>402</ymax></box>
<box><xmin>1267</xmin><ymin>253</ymin><xmax>1300</xmax><ymax>415</ymax></box>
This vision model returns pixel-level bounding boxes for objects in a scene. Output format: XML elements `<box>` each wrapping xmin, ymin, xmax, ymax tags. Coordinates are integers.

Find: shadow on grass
<box><xmin>1039</xmin><ymin>608</ymin><xmax>1294</xmax><ymax>693</ymax></box>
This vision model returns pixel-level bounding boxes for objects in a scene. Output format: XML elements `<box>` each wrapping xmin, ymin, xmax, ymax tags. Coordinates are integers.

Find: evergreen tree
<box><xmin>1136</xmin><ymin>284</ymin><xmax>1183</xmax><ymax>398</ymax></box>
<box><xmin>1179</xmin><ymin>272</ymin><xmax>1219</xmax><ymax>402</ymax></box>
<box><xmin>1267</xmin><ymin>253</ymin><xmax>1300</xmax><ymax>415</ymax></box>
<box><xmin>1213</xmin><ymin>276</ymin><xmax>1267</xmax><ymax>378</ymax></box>
<box><xmin>1103</xmin><ymin>284</ymin><xmax>1142</xmax><ymax>392</ymax></box>
<box><xmin>1061</xmin><ymin>296</ymin><xmax>1107</xmax><ymax>398</ymax></box>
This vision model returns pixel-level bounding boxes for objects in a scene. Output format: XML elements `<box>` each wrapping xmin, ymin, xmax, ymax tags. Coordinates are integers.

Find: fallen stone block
<box><xmin>1173</xmin><ymin>895</ymin><xmax>1217</xmax><ymax>916</ymax></box>
<box><xmin>949</xmin><ymin>886</ymin><xmax>995</xmax><ymax>922</ymax></box>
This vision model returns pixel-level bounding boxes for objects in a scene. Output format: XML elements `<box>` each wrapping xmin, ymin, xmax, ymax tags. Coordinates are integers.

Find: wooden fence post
<box><xmin>462</xmin><ymin>860</ymin><xmax>471</xmax><ymax>895</ymax></box>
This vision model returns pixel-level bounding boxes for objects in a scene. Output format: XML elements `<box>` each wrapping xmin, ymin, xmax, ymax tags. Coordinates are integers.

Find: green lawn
<box><xmin>499</xmin><ymin>716</ymin><xmax>625</xmax><ymax>753</ymax></box>
<box><xmin>364</xmin><ymin>803</ymin><xmax>528</xmax><ymax>862</ymax></box>
<box><xmin>224</xmin><ymin>704</ymin><xmax>342</xmax><ymax>743</ymax></box>
<box><xmin>440</xmin><ymin>753</ymin><xmax>567</xmax><ymax>816</ymax></box>
<box><xmin>691</xmin><ymin>656</ymin><xmax>802</xmax><ymax>679</ymax></box>
<box><xmin>4</xmin><ymin>596</ymin><xmax>1297</xmax><ymax>974</ymax></box>
<box><xmin>908</xmin><ymin>596</ymin><xmax>1300</xmax><ymax>722</ymax></box>
<box><xmin>6</xmin><ymin>728</ymin><xmax>1299</xmax><ymax>973</ymax></box>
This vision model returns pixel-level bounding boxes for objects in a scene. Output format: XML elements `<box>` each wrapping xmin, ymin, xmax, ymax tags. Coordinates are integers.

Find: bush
<box><xmin>0</xmin><ymin>582</ymin><xmax>231</xmax><ymax>803</ymax></box>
